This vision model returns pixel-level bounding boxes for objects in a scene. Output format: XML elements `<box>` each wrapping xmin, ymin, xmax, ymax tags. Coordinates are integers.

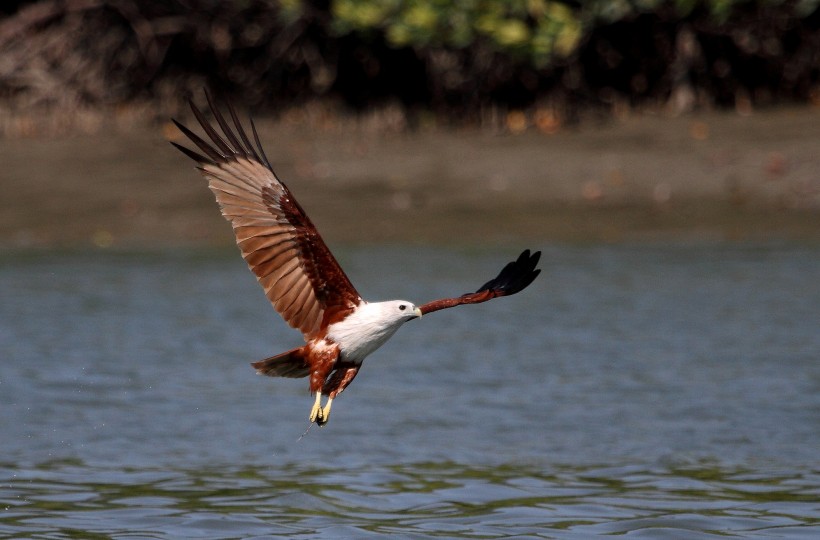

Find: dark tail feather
<box><xmin>251</xmin><ymin>347</ymin><xmax>310</xmax><ymax>378</ymax></box>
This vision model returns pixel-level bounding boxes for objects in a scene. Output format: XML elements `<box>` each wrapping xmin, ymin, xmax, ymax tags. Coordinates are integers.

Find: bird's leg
<box><xmin>314</xmin><ymin>366</ymin><xmax>358</xmax><ymax>427</ymax></box>
<box><xmin>309</xmin><ymin>391</ymin><xmax>324</xmax><ymax>424</ymax></box>
<box><xmin>307</xmin><ymin>344</ymin><xmax>338</xmax><ymax>425</ymax></box>
<box><xmin>317</xmin><ymin>398</ymin><xmax>333</xmax><ymax>427</ymax></box>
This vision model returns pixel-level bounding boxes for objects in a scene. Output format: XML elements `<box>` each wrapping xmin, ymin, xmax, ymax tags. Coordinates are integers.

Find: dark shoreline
<box><xmin>2</xmin><ymin>107</ymin><xmax>819</xmax><ymax>249</ymax></box>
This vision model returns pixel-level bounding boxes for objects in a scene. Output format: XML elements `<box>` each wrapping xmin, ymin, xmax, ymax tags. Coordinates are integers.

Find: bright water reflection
<box><xmin>1</xmin><ymin>244</ymin><xmax>819</xmax><ymax>537</ymax></box>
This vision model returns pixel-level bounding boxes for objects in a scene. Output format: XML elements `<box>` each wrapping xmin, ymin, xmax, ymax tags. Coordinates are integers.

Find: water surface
<box><xmin>1</xmin><ymin>244</ymin><xmax>818</xmax><ymax>537</ymax></box>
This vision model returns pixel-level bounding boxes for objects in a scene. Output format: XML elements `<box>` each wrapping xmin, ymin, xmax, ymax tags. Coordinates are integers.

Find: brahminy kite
<box><xmin>172</xmin><ymin>92</ymin><xmax>541</xmax><ymax>426</ymax></box>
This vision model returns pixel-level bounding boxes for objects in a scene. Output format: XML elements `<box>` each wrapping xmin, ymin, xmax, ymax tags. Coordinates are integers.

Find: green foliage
<box><xmin>586</xmin><ymin>0</ymin><xmax>820</xmax><ymax>22</ymax></box>
<box><xmin>330</xmin><ymin>0</ymin><xmax>820</xmax><ymax>64</ymax></box>
<box><xmin>3</xmin><ymin>0</ymin><xmax>818</xmax><ymax>120</ymax></box>
<box><xmin>332</xmin><ymin>0</ymin><xmax>583</xmax><ymax>66</ymax></box>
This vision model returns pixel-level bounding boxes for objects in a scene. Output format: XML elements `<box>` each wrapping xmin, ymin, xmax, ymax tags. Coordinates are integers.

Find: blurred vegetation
<box><xmin>1</xmin><ymin>0</ymin><xmax>819</xmax><ymax>131</ymax></box>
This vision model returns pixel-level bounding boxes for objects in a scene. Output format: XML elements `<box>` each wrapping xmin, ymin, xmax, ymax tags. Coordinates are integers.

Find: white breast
<box><xmin>326</xmin><ymin>302</ymin><xmax>406</xmax><ymax>363</ymax></box>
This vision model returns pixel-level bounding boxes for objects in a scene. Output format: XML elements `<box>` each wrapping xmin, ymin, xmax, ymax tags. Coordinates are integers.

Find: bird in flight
<box><xmin>172</xmin><ymin>92</ymin><xmax>541</xmax><ymax>426</ymax></box>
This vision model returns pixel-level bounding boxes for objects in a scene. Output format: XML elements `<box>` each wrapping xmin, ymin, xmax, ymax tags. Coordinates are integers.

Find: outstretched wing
<box><xmin>172</xmin><ymin>91</ymin><xmax>361</xmax><ymax>338</ymax></box>
<box><xmin>419</xmin><ymin>250</ymin><xmax>541</xmax><ymax>315</ymax></box>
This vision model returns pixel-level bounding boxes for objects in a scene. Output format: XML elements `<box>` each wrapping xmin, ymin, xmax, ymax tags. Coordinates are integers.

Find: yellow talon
<box><xmin>317</xmin><ymin>398</ymin><xmax>333</xmax><ymax>427</ymax></box>
<box><xmin>309</xmin><ymin>392</ymin><xmax>323</xmax><ymax>423</ymax></box>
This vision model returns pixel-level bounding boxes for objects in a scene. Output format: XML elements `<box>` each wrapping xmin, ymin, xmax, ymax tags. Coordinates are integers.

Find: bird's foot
<box><xmin>310</xmin><ymin>407</ymin><xmax>325</xmax><ymax>425</ymax></box>
<box><xmin>309</xmin><ymin>393</ymin><xmax>333</xmax><ymax>426</ymax></box>
<box><xmin>309</xmin><ymin>392</ymin><xmax>323</xmax><ymax>424</ymax></box>
<box><xmin>317</xmin><ymin>398</ymin><xmax>333</xmax><ymax>427</ymax></box>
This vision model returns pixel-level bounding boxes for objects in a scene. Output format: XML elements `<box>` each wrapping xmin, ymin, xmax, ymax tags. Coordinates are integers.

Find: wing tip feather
<box><xmin>475</xmin><ymin>248</ymin><xmax>541</xmax><ymax>295</ymax></box>
<box><xmin>171</xmin><ymin>89</ymin><xmax>275</xmax><ymax>175</ymax></box>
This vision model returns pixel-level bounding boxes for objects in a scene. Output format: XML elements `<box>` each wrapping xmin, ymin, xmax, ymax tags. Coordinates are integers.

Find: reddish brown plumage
<box><xmin>322</xmin><ymin>364</ymin><xmax>360</xmax><ymax>398</ymax></box>
<box><xmin>419</xmin><ymin>250</ymin><xmax>541</xmax><ymax>315</ymax></box>
<box><xmin>172</xmin><ymin>95</ymin><xmax>361</xmax><ymax>341</ymax></box>
<box><xmin>251</xmin><ymin>347</ymin><xmax>310</xmax><ymax>378</ymax></box>
<box><xmin>172</xmin><ymin>92</ymin><xmax>363</xmax><ymax>409</ymax></box>
<box><xmin>305</xmin><ymin>341</ymin><xmax>342</xmax><ymax>394</ymax></box>
<box><xmin>172</xmin><ymin>91</ymin><xmax>541</xmax><ymax>426</ymax></box>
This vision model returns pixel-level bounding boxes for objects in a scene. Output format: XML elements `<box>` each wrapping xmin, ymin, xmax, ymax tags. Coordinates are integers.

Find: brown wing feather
<box><xmin>419</xmin><ymin>250</ymin><xmax>541</xmax><ymax>315</ymax></box>
<box><xmin>173</xmin><ymin>92</ymin><xmax>361</xmax><ymax>338</ymax></box>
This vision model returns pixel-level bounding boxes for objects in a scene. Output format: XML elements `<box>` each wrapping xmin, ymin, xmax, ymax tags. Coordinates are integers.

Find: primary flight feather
<box><xmin>173</xmin><ymin>91</ymin><xmax>541</xmax><ymax>426</ymax></box>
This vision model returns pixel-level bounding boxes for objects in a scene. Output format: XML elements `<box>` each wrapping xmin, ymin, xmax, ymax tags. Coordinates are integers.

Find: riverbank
<box><xmin>2</xmin><ymin>106</ymin><xmax>819</xmax><ymax>248</ymax></box>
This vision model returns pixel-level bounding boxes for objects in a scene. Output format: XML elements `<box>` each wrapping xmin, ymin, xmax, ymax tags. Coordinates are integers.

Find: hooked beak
<box><xmin>413</xmin><ymin>307</ymin><xmax>423</xmax><ymax>319</ymax></box>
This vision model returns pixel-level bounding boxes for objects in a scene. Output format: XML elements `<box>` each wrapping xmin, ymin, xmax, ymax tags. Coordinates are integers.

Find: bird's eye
<box><xmin>399</xmin><ymin>305</ymin><xmax>406</xmax><ymax>311</ymax></box>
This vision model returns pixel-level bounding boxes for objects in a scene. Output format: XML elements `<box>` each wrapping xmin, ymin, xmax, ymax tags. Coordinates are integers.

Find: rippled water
<box><xmin>2</xmin><ymin>244</ymin><xmax>819</xmax><ymax>537</ymax></box>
